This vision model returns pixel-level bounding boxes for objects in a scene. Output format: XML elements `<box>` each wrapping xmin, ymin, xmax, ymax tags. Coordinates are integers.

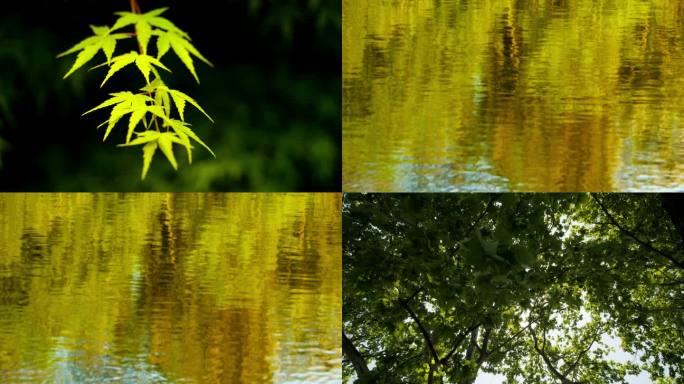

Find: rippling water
<box><xmin>343</xmin><ymin>0</ymin><xmax>684</xmax><ymax>191</ymax></box>
<box><xmin>0</xmin><ymin>193</ymin><xmax>341</xmax><ymax>384</ymax></box>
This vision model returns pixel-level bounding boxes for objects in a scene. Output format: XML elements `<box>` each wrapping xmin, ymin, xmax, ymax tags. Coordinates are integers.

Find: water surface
<box><xmin>0</xmin><ymin>193</ymin><xmax>341</xmax><ymax>383</ymax></box>
<box><xmin>343</xmin><ymin>0</ymin><xmax>684</xmax><ymax>191</ymax></box>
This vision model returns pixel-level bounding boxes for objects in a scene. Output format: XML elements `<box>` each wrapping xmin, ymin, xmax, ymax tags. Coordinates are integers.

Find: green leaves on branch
<box><xmin>83</xmin><ymin>91</ymin><xmax>161</xmax><ymax>142</ymax></box>
<box><xmin>141</xmin><ymin>79</ymin><xmax>213</xmax><ymax>122</ymax></box>
<box><xmin>57</xmin><ymin>25</ymin><xmax>129</xmax><ymax>78</ymax></box>
<box><xmin>99</xmin><ymin>51</ymin><xmax>170</xmax><ymax>86</ymax></box>
<box><xmin>111</xmin><ymin>8</ymin><xmax>188</xmax><ymax>54</ymax></box>
<box><xmin>58</xmin><ymin>6</ymin><xmax>214</xmax><ymax>180</ymax></box>
<box><xmin>166</xmin><ymin>119</ymin><xmax>215</xmax><ymax>158</ymax></box>
<box><xmin>118</xmin><ymin>131</ymin><xmax>183</xmax><ymax>179</ymax></box>
<box><xmin>155</xmin><ymin>29</ymin><xmax>213</xmax><ymax>83</ymax></box>
<box><xmin>116</xmin><ymin>8</ymin><xmax>216</xmax><ymax>82</ymax></box>
<box><xmin>59</xmin><ymin>7</ymin><xmax>210</xmax><ymax>83</ymax></box>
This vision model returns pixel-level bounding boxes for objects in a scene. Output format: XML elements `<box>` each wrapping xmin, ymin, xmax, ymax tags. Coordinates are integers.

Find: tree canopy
<box><xmin>343</xmin><ymin>193</ymin><xmax>684</xmax><ymax>383</ymax></box>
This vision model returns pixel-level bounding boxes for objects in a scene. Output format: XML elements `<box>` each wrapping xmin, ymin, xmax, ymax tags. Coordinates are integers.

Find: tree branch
<box><xmin>467</xmin><ymin>196</ymin><xmax>497</xmax><ymax>236</ymax></box>
<box><xmin>399</xmin><ymin>299</ymin><xmax>440</xmax><ymax>364</ymax></box>
<box><xmin>342</xmin><ymin>332</ymin><xmax>371</xmax><ymax>378</ymax></box>
<box><xmin>562</xmin><ymin>326</ymin><xmax>601</xmax><ymax>377</ymax></box>
<box><xmin>487</xmin><ymin>324</ymin><xmax>530</xmax><ymax>357</ymax></box>
<box><xmin>530</xmin><ymin>327</ymin><xmax>583</xmax><ymax>384</ymax></box>
<box><xmin>448</xmin><ymin>196</ymin><xmax>498</xmax><ymax>262</ymax></box>
<box><xmin>476</xmin><ymin>327</ymin><xmax>492</xmax><ymax>365</ymax></box>
<box><xmin>404</xmin><ymin>286</ymin><xmax>424</xmax><ymax>304</ymax></box>
<box><xmin>442</xmin><ymin>322</ymin><xmax>482</xmax><ymax>363</ymax></box>
<box><xmin>464</xmin><ymin>326</ymin><xmax>479</xmax><ymax>362</ymax></box>
<box><xmin>591</xmin><ymin>194</ymin><xmax>684</xmax><ymax>270</ymax></box>
<box><xmin>129</xmin><ymin>0</ymin><xmax>141</xmax><ymax>14</ymax></box>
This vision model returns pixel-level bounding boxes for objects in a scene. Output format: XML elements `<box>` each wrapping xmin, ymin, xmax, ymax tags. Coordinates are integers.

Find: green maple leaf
<box><xmin>168</xmin><ymin>89</ymin><xmax>213</xmax><ymax>122</ymax></box>
<box><xmin>83</xmin><ymin>91</ymin><xmax>165</xmax><ymax>142</ymax></box>
<box><xmin>110</xmin><ymin>7</ymin><xmax>189</xmax><ymax>54</ymax></box>
<box><xmin>147</xmin><ymin>79</ymin><xmax>172</xmax><ymax>116</ymax></box>
<box><xmin>58</xmin><ymin>25</ymin><xmax>130</xmax><ymax>78</ymax></box>
<box><xmin>141</xmin><ymin>79</ymin><xmax>213</xmax><ymax>122</ymax></box>
<box><xmin>140</xmin><ymin>141</ymin><xmax>158</xmax><ymax>179</ymax></box>
<box><xmin>155</xmin><ymin>29</ymin><xmax>212</xmax><ymax>83</ymax></box>
<box><xmin>100</xmin><ymin>51</ymin><xmax>170</xmax><ymax>87</ymax></box>
<box><xmin>118</xmin><ymin>131</ymin><xmax>187</xmax><ymax>179</ymax></box>
<box><xmin>166</xmin><ymin>118</ymin><xmax>215</xmax><ymax>158</ymax></box>
<box><xmin>117</xmin><ymin>130</ymin><xmax>161</xmax><ymax>179</ymax></box>
<box><xmin>118</xmin><ymin>130</ymin><xmax>160</xmax><ymax>146</ymax></box>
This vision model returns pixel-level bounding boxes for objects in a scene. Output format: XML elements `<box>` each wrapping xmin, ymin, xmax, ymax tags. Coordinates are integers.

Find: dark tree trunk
<box><xmin>342</xmin><ymin>332</ymin><xmax>371</xmax><ymax>378</ymax></box>
<box><xmin>458</xmin><ymin>327</ymin><xmax>480</xmax><ymax>384</ymax></box>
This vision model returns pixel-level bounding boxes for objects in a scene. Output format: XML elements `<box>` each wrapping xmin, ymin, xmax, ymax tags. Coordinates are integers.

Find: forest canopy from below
<box><xmin>343</xmin><ymin>193</ymin><xmax>683</xmax><ymax>383</ymax></box>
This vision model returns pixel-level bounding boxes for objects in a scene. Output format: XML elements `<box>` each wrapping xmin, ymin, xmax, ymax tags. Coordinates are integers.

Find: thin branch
<box><xmin>399</xmin><ymin>299</ymin><xmax>440</xmax><ymax>364</ymax></box>
<box><xmin>530</xmin><ymin>327</ymin><xmax>583</xmax><ymax>384</ymax></box>
<box><xmin>394</xmin><ymin>352</ymin><xmax>424</xmax><ymax>371</ymax></box>
<box><xmin>449</xmin><ymin>196</ymin><xmax>497</xmax><ymax>261</ymax></box>
<box><xmin>443</xmin><ymin>322</ymin><xmax>482</xmax><ymax>363</ymax></box>
<box><xmin>404</xmin><ymin>286</ymin><xmax>424</xmax><ymax>304</ymax></box>
<box><xmin>467</xmin><ymin>196</ymin><xmax>496</xmax><ymax>236</ymax></box>
<box><xmin>562</xmin><ymin>326</ymin><xmax>601</xmax><ymax>377</ymax></box>
<box><xmin>130</xmin><ymin>0</ymin><xmax>141</xmax><ymax>14</ymax></box>
<box><xmin>486</xmin><ymin>324</ymin><xmax>530</xmax><ymax>357</ymax></box>
<box><xmin>591</xmin><ymin>194</ymin><xmax>684</xmax><ymax>270</ymax></box>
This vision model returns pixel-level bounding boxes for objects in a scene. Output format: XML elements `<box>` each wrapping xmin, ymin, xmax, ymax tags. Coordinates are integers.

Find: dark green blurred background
<box><xmin>0</xmin><ymin>0</ymin><xmax>340</xmax><ymax>191</ymax></box>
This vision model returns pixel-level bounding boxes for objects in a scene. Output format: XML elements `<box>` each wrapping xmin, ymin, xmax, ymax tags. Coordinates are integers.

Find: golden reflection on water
<box><xmin>343</xmin><ymin>0</ymin><xmax>684</xmax><ymax>191</ymax></box>
<box><xmin>0</xmin><ymin>193</ymin><xmax>341</xmax><ymax>384</ymax></box>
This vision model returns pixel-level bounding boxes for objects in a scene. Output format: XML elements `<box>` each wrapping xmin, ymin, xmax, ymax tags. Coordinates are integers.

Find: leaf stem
<box><xmin>130</xmin><ymin>0</ymin><xmax>141</xmax><ymax>14</ymax></box>
<box><xmin>130</xmin><ymin>0</ymin><xmax>158</xmax><ymax>133</ymax></box>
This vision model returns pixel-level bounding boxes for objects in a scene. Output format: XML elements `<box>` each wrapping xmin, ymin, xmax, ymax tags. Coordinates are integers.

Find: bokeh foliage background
<box><xmin>0</xmin><ymin>0</ymin><xmax>340</xmax><ymax>191</ymax></box>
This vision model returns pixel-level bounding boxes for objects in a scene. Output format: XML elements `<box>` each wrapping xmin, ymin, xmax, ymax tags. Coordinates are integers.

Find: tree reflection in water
<box><xmin>0</xmin><ymin>193</ymin><xmax>341</xmax><ymax>384</ymax></box>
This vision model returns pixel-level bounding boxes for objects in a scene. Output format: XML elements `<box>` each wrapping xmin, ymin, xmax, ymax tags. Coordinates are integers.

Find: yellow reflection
<box><xmin>0</xmin><ymin>193</ymin><xmax>341</xmax><ymax>384</ymax></box>
<box><xmin>343</xmin><ymin>0</ymin><xmax>684</xmax><ymax>191</ymax></box>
